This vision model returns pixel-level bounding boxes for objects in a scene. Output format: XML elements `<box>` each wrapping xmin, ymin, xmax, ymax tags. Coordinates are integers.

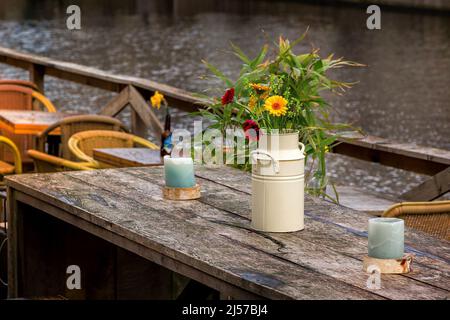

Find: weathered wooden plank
<box><xmin>308</xmin><ymin>196</ymin><xmax>450</xmax><ymax>261</ymax></box>
<box><xmin>29</xmin><ymin>64</ymin><xmax>45</xmax><ymax>94</ymax></box>
<box><xmin>12</xmin><ymin>190</ymin><xmax>261</xmax><ymax>300</ymax></box>
<box><xmin>0</xmin><ymin>54</ymin><xmax>31</xmax><ymax>71</ymax></box>
<box><xmin>336</xmin><ymin>134</ymin><xmax>450</xmax><ymax>167</ymax></box>
<box><xmin>59</xmin><ymin>171</ymin><xmax>392</xmax><ymax>299</ymax></box>
<box><xmin>401</xmin><ymin>167</ymin><xmax>450</xmax><ymax>201</ymax></box>
<box><xmin>6</xmin><ymin>187</ymin><xmax>19</xmax><ymax>298</ymax></box>
<box><xmin>130</xmin><ymin>110</ymin><xmax>148</xmax><ymax>138</ymax></box>
<box><xmin>128</xmin><ymin>85</ymin><xmax>163</xmax><ymax>136</ymax></box>
<box><xmin>190</xmin><ymin>166</ymin><xmax>450</xmax><ymax>288</ymax></box>
<box><xmin>6</xmin><ymin>171</ymin><xmax>383</xmax><ymax>300</ymax></box>
<box><xmin>194</xmin><ymin>165</ymin><xmax>450</xmax><ymax>261</ymax></box>
<box><xmin>31</xmin><ymin>166</ymin><xmax>444</xmax><ymax>298</ymax></box>
<box><xmin>0</xmin><ymin>46</ymin><xmax>205</xmax><ymax>112</ymax></box>
<box><xmin>332</xmin><ymin>139</ymin><xmax>449</xmax><ymax>175</ymax></box>
<box><xmin>125</xmin><ymin>167</ymin><xmax>450</xmax><ymax>294</ymax></box>
<box><xmin>99</xmin><ymin>86</ymin><xmax>130</xmax><ymax>117</ymax></box>
<box><xmin>99</xmin><ymin>85</ymin><xmax>162</xmax><ymax>137</ymax></box>
<box><xmin>198</xmin><ymin>177</ymin><xmax>450</xmax><ymax>291</ymax></box>
<box><xmin>92</xmin><ymin>148</ymin><xmax>162</xmax><ymax>168</ymax></box>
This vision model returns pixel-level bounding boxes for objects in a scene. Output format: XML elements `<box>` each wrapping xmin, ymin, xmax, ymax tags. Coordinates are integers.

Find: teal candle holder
<box><xmin>368</xmin><ymin>217</ymin><xmax>404</xmax><ymax>259</ymax></box>
<box><xmin>163</xmin><ymin>156</ymin><xmax>196</xmax><ymax>188</ymax></box>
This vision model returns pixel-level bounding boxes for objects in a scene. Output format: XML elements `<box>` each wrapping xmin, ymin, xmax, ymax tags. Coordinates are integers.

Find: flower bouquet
<box><xmin>198</xmin><ymin>32</ymin><xmax>362</xmax><ymax>200</ymax></box>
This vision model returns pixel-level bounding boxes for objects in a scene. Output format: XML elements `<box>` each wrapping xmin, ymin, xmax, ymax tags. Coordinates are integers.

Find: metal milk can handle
<box><xmin>299</xmin><ymin>142</ymin><xmax>305</xmax><ymax>154</ymax></box>
<box><xmin>250</xmin><ymin>150</ymin><xmax>280</xmax><ymax>173</ymax></box>
<box><xmin>251</xmin><ymin>143</ymin><xmax>305</xmax><ymax>173</ymax></box>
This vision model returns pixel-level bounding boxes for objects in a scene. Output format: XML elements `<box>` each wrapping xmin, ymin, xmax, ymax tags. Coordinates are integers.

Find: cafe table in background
<box><xmin>0</xmin><ymin>110</ymin><xmax>72</xmax><ymax>164</ymax></box>
<box><xmin>93</xmin><ymin>148</ymin><xmax>162</xmax><ymax>168</ymax></box>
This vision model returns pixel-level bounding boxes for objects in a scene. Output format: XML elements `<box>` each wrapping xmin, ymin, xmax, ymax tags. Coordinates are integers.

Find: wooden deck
<box><xmin>6</xmin><ymin>166</ymin><xmax>449</xmax><ymax>300</ymax></box>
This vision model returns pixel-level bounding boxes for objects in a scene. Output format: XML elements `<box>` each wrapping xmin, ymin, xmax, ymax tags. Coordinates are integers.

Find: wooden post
<box><xmin>128</xmin><ymin>85</ymin><xmax>163</xmax><ymax>137</ymax></box>
<box><xmin>131</xmin><ymin>109</ymin><xmax>148</xmax><ymax>138</ymax></box>
<box><xmin>6</xmin><ymin>188</ymin><xmax>19</xmax><ymax>298</ymax></box>
<box><xmin>29</xmin><ymin>64</ymin><xmax>45</xmax><ymax>93</ymax></box>
<box><xmin>100</xmin><ymin>86</ymin><xmax>130</xmax><ymax>117</ymax></box>
<box><xmin>100</xmin><ymin>85</ymin><xmax>163</xmax><ymax>138</ymax></box>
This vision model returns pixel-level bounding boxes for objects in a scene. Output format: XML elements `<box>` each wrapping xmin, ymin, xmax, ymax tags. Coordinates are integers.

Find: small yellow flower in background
<box><xmin>264</xmin><ymin>95</ymin><xmax>288</xmax><ymax>117</ymax></box>
<box><xmin>260</xmin><ymin>91</ymin><xmax>269</xmax><ymax>100</ymax></box>
<box><xmin>250</xmin><ymin>83</ymin><xmax>270</xmax><ymax>92</ymax></box>
<box><xmin>248</xmin><ymin>95</ymin><xmax>258</xmax><ymax>110</ymax></box>
<box><xmin>325</xmin><ymin>146</ymin><xmax>330</xmax><ymax>153</ymax></box>
<box><xmin>150</xmin><ymin>91</ymin><xmax>165</xmax><ymax>109</ymax></box>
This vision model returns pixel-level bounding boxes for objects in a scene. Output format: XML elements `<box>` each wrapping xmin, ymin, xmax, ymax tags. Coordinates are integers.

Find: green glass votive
<box><xmin>368</xmin><ymin>218</ymin><xmax>404</xmax><ymax>259</ymax></box>
<box><xmin>164</xmin><ymin>156</ymin><xmax>196</xmax><ymax>188</ymax></box>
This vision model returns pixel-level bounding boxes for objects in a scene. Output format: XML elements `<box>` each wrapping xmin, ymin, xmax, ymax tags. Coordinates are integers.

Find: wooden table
<box><xmin>0</xmin><ymin>110</ymin><xmax>69</xmax><ymax>135</ymax></box>
<box><xmin>93</xmin><ymin>148</ymin><xmax>162</xmax><ymax>168</ymax></box>
<box><xmin>5</xmin><ymin>166</ymin><xmax>450</xmax><ymax>300</ymax></box>
<box><xmin>0</xmin><ymin>110</ymin><xmax>71</xmax><ymax>162</ymax></box>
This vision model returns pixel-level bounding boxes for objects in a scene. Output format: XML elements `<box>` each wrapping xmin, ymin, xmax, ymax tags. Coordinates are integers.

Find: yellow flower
<box><xmin>150</xmin><ymin>91</ymin><xmax>165</xmax><ymax>109</ymax></box>
<box><xmin>264</xmin><ymin>95</ymin><xmax>288</xmax><ymax>117</ymax></box>
<box><xmin>250</xmin><ymin>83</ymin><xmax>269</xmax><ymax>92</ymax></box>
<box><xmin>260</xmin><ymin>91</ymin><xmax>269</xmax><ymax>100</ymax></box>
<box><xmin>248</xmin><ymin>95</ymin><xmax>258</xmax><ymax>110</ymax></box>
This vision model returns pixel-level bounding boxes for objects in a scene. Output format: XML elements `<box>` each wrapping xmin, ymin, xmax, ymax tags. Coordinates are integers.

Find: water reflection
<box><xmin>0</xmin><ymin>0</ymin><xmax>449</xmax><ymax>197</ymax></box>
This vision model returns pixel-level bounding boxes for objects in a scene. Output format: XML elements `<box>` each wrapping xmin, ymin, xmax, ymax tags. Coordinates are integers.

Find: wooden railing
<box><xmin>0</xmin><ymin>46</ymin><xmax>449</xmax><ymax>200</ymax></box>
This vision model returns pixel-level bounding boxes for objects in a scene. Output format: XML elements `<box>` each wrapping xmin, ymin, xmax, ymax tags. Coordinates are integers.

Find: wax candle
<box><xmin>368</xmin><ymin>218</ymin><xmax>404</xmax><ymax>259</ymax></box>
<box><xmin>164</xmin><ymin>156</ymin><xmax>196</xmax><ymax>188</ymax></box>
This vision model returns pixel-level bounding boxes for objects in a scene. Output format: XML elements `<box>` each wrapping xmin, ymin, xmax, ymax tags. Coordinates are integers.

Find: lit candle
<box><xmin>164</xmin><ymin>156</ymin><xmax>196</xmax><ymax>188</ymax></box>
<box><xmin>368</xmin><ymin>218</ymin><xmax>404</xmax><ymax>259</ymax></box>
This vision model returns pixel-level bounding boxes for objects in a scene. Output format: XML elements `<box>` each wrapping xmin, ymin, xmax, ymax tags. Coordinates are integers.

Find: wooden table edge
<box><xmin>5</xmin><ymin>179</ymin><xmax>282</xmax><ymax>300</ymax></box>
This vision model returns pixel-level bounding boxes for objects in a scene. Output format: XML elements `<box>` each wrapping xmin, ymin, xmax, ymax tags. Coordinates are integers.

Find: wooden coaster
<box><xmin>363</xmin><ymin>254</ymin><xmax>414</xmax><ymax>274</ymax></box>
<box><xmin>163</xmin><ymin>184</ymin><xmax>201</xmax><ymax>200</ymax></box>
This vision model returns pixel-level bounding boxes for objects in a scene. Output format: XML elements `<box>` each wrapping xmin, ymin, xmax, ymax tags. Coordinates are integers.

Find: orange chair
<box><xmin>0</xmin><ymin>85</ymin><xmax>57</xmax><ymax>166</ymax></box>
<box><xmin>0</xmin><ymin>80</ymin><xmax>39</xmax><ymax>92</ymax></box>
<box><xmin>0</xmin><ymin>84</ymin><xmax>56</xmax><ymax>112</ymax></box>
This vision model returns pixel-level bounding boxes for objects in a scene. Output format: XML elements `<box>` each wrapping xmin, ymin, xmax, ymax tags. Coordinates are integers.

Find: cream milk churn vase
<box><xmin>250</xmin><ymin>131</ymin><xmax>305</xmax><ymax>232</ymax></box>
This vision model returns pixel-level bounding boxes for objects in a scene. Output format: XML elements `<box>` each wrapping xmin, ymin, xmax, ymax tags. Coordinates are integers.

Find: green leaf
<box><xmin>202</xmin><ymin>60</ymin><xmax>233</xmax><ymax>87</ymax></box>
<box><xmin>230</xmin><ymin>42</ymin><xmax>252</xmax><ymax>65</ymax></box>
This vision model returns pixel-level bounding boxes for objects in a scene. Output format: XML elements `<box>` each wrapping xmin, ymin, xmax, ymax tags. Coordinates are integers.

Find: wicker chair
<box><xmin>0</xmin><ymin>84</ymin><xmax>56</xmax><ymax>112</ymax></box>
<box><xmin>382</xmin><ymin>201</ymin><xmax>450</xmax><ymax>241</ymax></box>
<box><xmin>0</xmin><ymin>80</ymin><xmax>40</xmax><ymax>91</ymax></box>
<box><xmin>35</xmin><ymin>115</ymin><xmax>129</xmax><ymax>161</ymax></box>
<box><xmin>0</xmin><ymin>84</ymin><xmax>57</xmax><ymax>166</ymax></box>
<box><xmin>0</xmin><ymin>136</ymin><xmax>22</xmax><ymax>183</ymax></box>
<box><xmin>27</xmin><ymin>149</ymin><xmax>93</xmax><ymax>173</ymax></box>
<box><xmin>68</xmin><ymin>130</ymin><xmax>158</xmax><ymax>168</ymax></box>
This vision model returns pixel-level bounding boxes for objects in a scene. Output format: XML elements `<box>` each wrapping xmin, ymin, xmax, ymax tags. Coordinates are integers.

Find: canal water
<box><xmin>0</xmin><ymin>0</ymin><xmax>449</xmax><ymax>198</ymax></box>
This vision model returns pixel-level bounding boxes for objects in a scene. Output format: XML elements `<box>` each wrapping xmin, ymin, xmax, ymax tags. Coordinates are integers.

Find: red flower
<box><xmin>243</xmin><ymin>119</ymin><xmax>260</xmax><ymax>141</ymax></box>
<box><xmin>221</xmin><ymin>88</ymin><xmax>235</xmax><ymax>105</ymax></box>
